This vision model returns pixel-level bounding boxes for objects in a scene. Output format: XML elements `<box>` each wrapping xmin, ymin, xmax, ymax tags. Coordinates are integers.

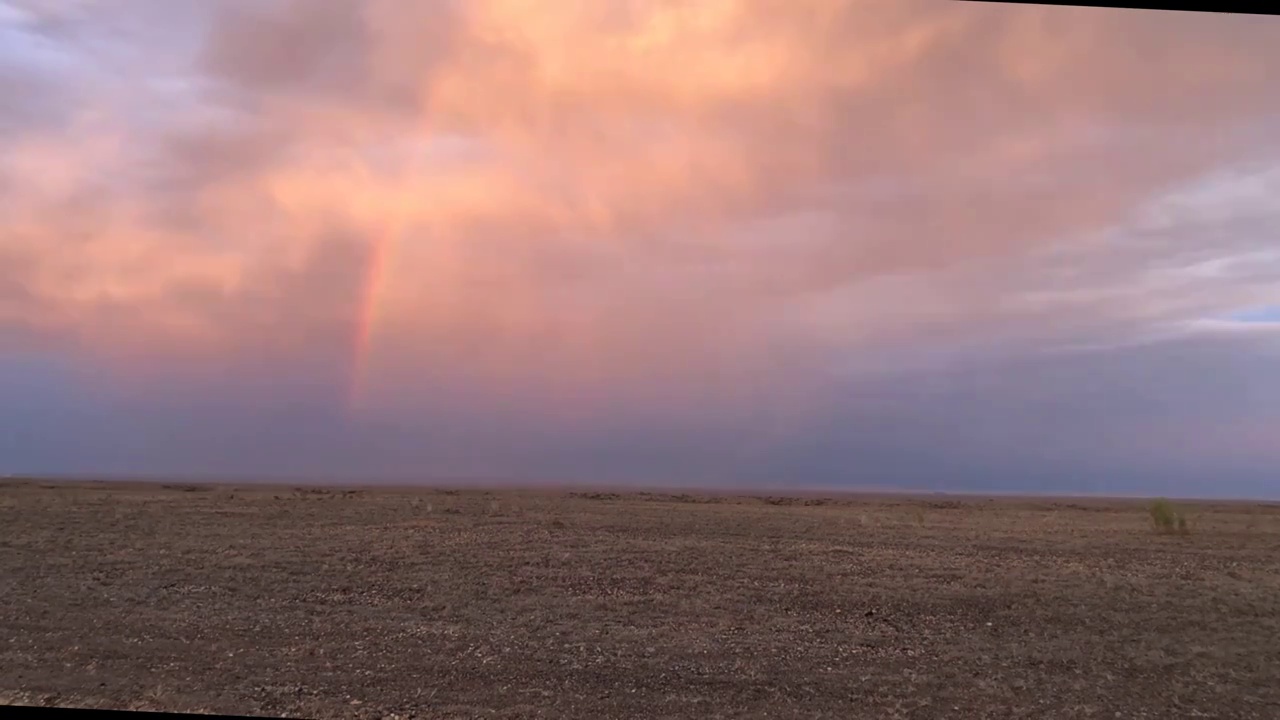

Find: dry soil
<box><xmin>2</xmin><ymin>480</ymin><xmax>1279</xmax><ymax>719</ymax></box>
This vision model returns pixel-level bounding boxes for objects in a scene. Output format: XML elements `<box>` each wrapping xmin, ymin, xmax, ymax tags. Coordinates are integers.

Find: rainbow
<box><xmin>348</xmin><ymin>220</ymin><xmax>401</xmax><ymax>413</ymax></box>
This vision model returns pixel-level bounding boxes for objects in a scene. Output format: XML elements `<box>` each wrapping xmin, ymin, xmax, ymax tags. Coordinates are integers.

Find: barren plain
<box><xmin>3</xmin><ymin>480</ymin><xmax>1279</xmax><ymax>719</ymax></box>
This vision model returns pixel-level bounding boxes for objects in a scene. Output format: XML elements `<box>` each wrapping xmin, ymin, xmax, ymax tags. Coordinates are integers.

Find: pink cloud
<box><xmin>2</xmin><ymin>0</ymin><xmax>1278</xmax><ymax>426</ymax></box>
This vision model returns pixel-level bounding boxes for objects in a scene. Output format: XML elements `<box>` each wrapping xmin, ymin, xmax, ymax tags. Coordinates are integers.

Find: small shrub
<box><xmin>1149</xmin><ymin>498</ymin><xmax>1190</xmax><ymax>535</ymax></box>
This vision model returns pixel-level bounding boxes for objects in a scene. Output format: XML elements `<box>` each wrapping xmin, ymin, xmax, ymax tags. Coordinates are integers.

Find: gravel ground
<box><xmin>3</xmin><ymin>480</ymin><xmax>1280</xmax><ymax>719</ymax></box>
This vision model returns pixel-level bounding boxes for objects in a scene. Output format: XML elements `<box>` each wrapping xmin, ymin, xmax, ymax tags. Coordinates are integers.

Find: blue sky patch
<box><xmin>1226</xmin><ymin>306</ymin><xmax>1280</xmax><ymax>323</ymax></box>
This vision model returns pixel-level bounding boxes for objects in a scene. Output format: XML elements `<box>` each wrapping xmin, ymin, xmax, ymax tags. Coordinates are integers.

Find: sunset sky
<box><xmin>2</xmin><ymin>1</ymin><xmax>1278</xmax><ymax>497</ymax></box>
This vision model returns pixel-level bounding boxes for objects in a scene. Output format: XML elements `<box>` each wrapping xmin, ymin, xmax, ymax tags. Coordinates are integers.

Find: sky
<box><xmin>1</xmin><ymin>1</ymin><xmax>1278</xmax><ymax>498</ymax></box>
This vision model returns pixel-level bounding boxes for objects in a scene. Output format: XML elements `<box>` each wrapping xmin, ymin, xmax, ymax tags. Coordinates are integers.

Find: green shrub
<box><xmin>1149</xmin><ymin>498</ymin><xmax>1190</xmax><ymax>535</ymax></box>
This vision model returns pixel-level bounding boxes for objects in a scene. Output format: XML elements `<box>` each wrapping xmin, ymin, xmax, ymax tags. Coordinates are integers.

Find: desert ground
<box><xmin>2</xmin><ymin>480</ymin><xmax>1279</xmax><ymax>719</ymax></box>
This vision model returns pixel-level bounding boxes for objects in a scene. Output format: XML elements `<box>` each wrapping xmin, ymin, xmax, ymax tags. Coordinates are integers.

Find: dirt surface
<box><xmin>3</xmin><ymin>480</ymin><xmax>1280</xmax><ymax>719</ymax></box>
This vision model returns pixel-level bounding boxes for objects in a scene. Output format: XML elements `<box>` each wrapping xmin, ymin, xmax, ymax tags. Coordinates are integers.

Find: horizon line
<box><xmin>5</xmin><ymin>472</ymin><xmax>1277</xmax><ymax>504</ymax></box>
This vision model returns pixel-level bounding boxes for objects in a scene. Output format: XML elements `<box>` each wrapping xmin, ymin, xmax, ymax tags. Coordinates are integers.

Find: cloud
<box><xmin>1</xmin><ymin>1</ymin><xmax>1279</xmax><ymax>491</ymax></box>
<box><xmin>742</xmin><ymin>330</ymin><xmax>1280</xmax><ymax>496</ymax></box>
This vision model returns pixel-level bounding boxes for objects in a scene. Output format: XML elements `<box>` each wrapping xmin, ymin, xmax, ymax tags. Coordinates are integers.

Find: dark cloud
<box><xmin>741</xmin><ymin>333</ymin><xmax>1280</xmax><ymax>497</ymax></box>
<box><xmin>200</xmin><ymin>0</ymin><xmax>462</xmax><ymax>117</ymax></box>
